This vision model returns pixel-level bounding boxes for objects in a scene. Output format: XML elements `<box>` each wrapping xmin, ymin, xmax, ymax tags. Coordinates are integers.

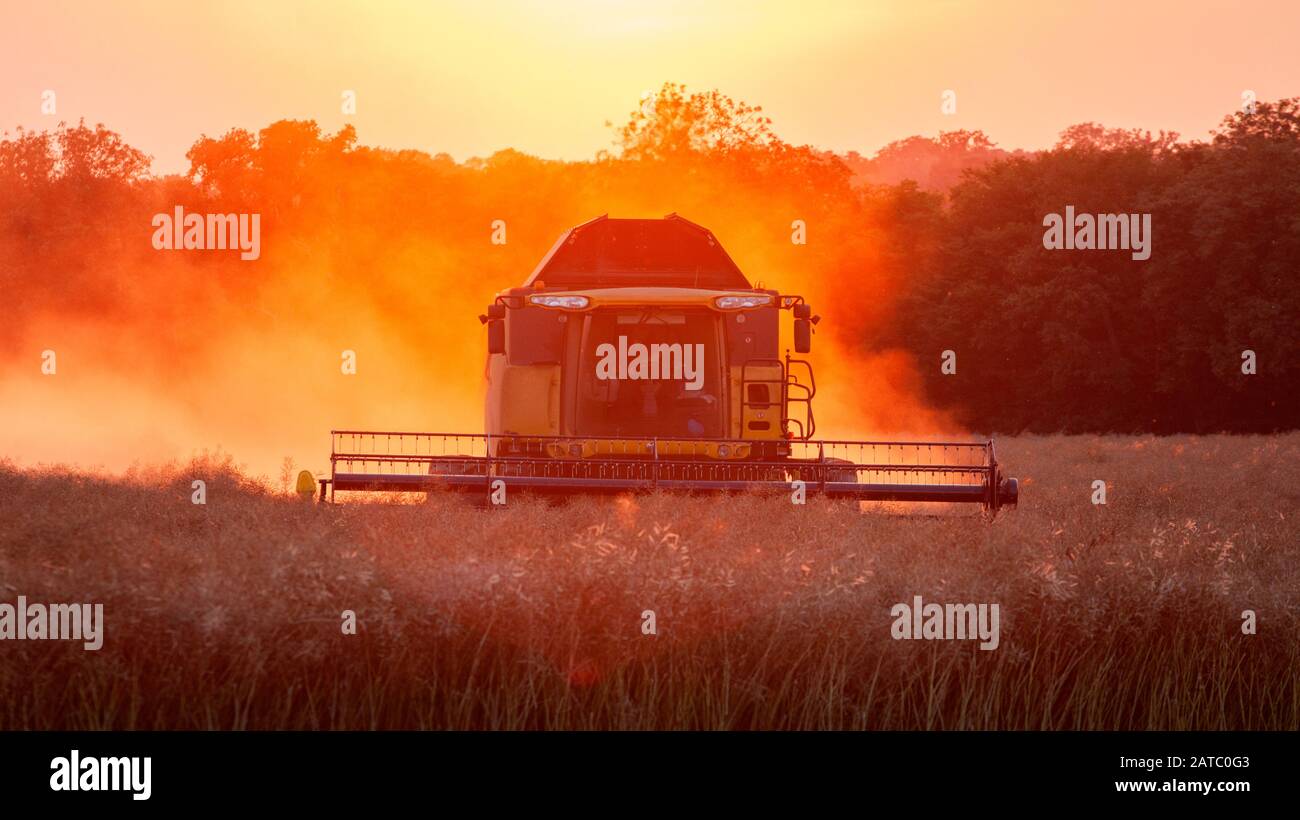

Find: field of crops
<box><xmin>0</xmin><ymin>434</ymin><xmax>1295</xmax><ymax>730</ymax></box>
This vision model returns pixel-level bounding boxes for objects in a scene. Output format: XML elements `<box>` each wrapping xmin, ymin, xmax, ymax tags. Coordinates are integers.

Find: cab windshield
<box><xmin>575</xmin><ymin>309</ymin><xmax>722</xmax><ymax>438</ymax></box>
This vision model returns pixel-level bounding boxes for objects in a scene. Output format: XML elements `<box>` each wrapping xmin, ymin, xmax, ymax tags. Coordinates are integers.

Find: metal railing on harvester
<box><xmin>325</xmin><ymin>430</ymin><xmax>1019</xmax><ymax>513</ymax></box>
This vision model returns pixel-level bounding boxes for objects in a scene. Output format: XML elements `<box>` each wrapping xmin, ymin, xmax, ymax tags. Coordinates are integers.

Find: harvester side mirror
<box><xmin>487</xmin><ymin>304</ymin><xmax>506</xmax><ymax>355</ymax></box>
<box><xmin>794</xmin><ymin>318</ymin><xmax>812</xmax><ymax>353</ymax></box>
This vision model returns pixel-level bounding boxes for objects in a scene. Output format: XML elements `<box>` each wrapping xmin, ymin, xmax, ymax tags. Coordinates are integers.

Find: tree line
<box><xmin>2</xmin><ymin>84</ymin><xmax>1294</xmax><ymax>434</ymax></box>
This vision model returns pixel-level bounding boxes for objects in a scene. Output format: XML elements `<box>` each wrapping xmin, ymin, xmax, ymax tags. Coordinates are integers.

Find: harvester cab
<box><xmin>327</xmin><ymin>214</ymin><xmax>1019</xmax><ymax>513</ymax></box>
<box><xmin>483</xmin><ymin>214</ymin><xmax>818</xmax><ymax>452</ymax></box>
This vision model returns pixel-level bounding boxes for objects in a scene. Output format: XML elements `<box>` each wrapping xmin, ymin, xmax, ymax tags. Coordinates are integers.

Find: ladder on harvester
<box><xmin>740</xmin><ymin>353</ymin><xmax>815</xmax><ymax>441</ymax></box>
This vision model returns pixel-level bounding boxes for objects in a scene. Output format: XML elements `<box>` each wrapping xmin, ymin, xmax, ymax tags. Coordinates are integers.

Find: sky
<box><xmin>3</xmin><ymin>0</ymin><xmax>1298</xmax><ymax>174</ymax></box>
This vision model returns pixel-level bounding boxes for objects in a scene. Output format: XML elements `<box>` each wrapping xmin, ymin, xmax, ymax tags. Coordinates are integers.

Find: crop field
<box><xmin>0</xmin><ymin>434</ymin><xmax>1295</xmax><ymax>730</ymax></box>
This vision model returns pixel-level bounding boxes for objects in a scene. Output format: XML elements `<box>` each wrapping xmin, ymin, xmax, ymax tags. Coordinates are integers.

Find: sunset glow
<box><xmin>3</xmin><ymin>1</ymin><xmax>1296</xmax><ymax>171</ymax></box>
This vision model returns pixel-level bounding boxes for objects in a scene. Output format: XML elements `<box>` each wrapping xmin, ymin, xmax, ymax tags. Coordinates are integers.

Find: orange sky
<box><xmin>3</xmin><ymin>0</ymin><xmax>1297</xmax><ymax>173</ymax></box>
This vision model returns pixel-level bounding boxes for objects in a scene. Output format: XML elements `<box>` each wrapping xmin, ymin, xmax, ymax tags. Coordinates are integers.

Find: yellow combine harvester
<box><xmin>325</xmin><ymin>214</ymin><xmax>1018</xmax><ymax>512</ymax></box>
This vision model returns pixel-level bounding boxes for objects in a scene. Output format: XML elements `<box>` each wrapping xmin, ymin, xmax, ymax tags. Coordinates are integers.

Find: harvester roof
<box><xmin>523</xmin><ymin>214</ymin><xmax>752</xmax><ymax>290</ymax></box>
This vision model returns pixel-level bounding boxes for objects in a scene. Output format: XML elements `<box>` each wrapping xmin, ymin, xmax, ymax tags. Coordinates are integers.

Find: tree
<box><xmin>614</xmin><ymin>82</ymin><xmax>781</xmax><ymax>161</ymax></box>
<box><xmin>54</xmin><ymin>120</ymin><xmax>151</xmax><ymax>182</ymax></box>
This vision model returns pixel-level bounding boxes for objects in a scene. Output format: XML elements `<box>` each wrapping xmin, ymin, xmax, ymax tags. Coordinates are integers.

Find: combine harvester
<box><xmin>324</xmin><ymin>215</ymin><xmax>1018</xmax><ymax>514</ymax></box>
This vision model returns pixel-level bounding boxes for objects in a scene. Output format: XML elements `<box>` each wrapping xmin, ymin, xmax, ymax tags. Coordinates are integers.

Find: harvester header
<box><xmin>323</xmin><ymin>214</ymin><xmax>1019</xmax><ymax>513</ymax></box>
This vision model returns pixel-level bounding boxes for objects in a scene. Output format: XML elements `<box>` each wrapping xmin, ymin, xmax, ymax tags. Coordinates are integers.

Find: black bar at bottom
<box><xmin>0</xmin><ymin>731</ymin><xmax>1281</xmax><ymax>808</ymax></box>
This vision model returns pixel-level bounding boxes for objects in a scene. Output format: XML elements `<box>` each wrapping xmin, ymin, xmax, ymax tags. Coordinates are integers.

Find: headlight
<box><xmin>714</xmin><ymin>294</ymin><xmax>773</xmax><ymax>310</ymax></box>
<box><xmin>529</xmin><ymin>294</ymin><xmax>590</xmax><ymax>310</ymax></box>
<box><xmin>717</xmin><ymin>444</ymin><xmax>731</xmax><ymax>457</ymax></box>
